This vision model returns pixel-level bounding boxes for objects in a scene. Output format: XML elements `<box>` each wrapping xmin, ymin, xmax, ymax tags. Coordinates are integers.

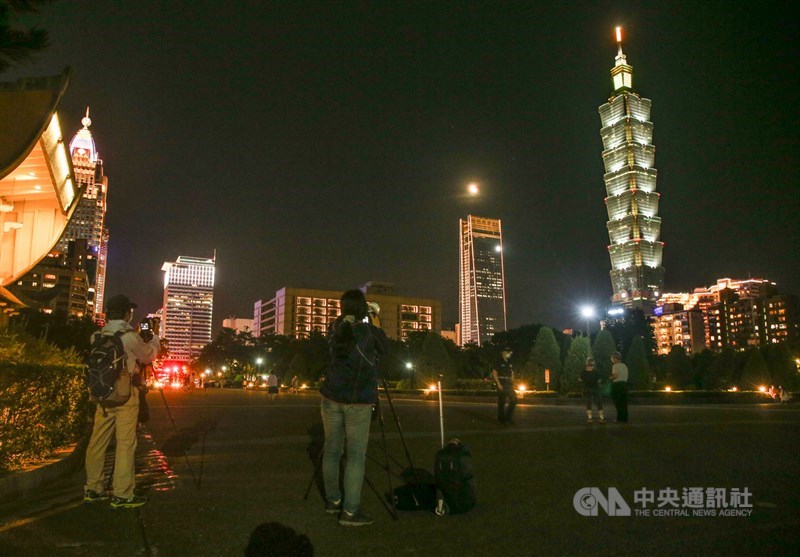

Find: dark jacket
<box><xmin>319</xmin><ymin>316</ymin><xmax>388</xmax><ymax>405</ymax></box>
<box><xmin>580</xmin><ymin>368</ymin><xmax>601</xmax><ymax>393</ymax></box>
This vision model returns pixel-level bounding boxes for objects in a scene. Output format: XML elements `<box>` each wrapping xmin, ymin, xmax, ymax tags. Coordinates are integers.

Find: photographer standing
<box><xmin>319</xmin><ymin>290</ymin><xmax>388</xmax><ymax>526</ymax></box>
<box><xmin>83</xmin><ymin>295</ymin><xmax>160</xmax><ymax>509</ymax></box>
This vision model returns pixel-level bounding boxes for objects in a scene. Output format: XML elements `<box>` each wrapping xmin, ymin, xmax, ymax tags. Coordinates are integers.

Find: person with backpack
<box><xmin>319</xmin><ymin>290</ymin><xmax>388</xmax><ymax>526</ymax></box>
<box><xmin>83</xmin><ymin>294</ymin><xmax>161</xmax><ymax>509</ymax></box>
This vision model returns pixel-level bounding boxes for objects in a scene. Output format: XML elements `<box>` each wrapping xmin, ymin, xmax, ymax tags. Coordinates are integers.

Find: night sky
<box><xmin>7</xmin><ymin>1</ymin><xmax>798</xmax><ymax>332</ymax></box>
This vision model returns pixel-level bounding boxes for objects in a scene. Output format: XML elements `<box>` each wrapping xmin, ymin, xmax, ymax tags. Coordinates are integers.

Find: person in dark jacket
<box><xmin>319</xmin><ymin>289</ymin><xmax>388</xmax><ymax>526</ymax></box>
<box><xmin>491</xmin><ymin>347</ymin><xmax>517</xmax><ymax>425</ymax></box>
<box><xmin>580</xmin><ymin>357</ymin><xmax>605</xmax><ymax>423</ymax></box>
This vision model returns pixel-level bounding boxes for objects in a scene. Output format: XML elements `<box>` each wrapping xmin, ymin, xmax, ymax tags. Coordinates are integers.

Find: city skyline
<box><xmin>6</xmin><ymin>2</ymin><xmax>796</xmax><ymax>332</ymax></box>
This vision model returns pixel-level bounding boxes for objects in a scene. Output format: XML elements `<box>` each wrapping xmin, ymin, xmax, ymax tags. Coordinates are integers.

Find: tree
<box><xmin>525</xmin><ymin>326</ymin><xmax>561</xmax><ymax>390</ymax></box>
<box><xmin>740</xmin><ymin>348</ymin><xmax>770</xmax><ymax>390</ymax></box>
<box><xmin>709</xmin><ymin>347</ymin><xmax>737</xmax><ymax>388</ymax></box>
<box><xmin>665</xmin><ymin>345</ymin><xmax>693</xmax><ymax>388</ymax></box>
<box><xmin>625</xmin><ymin>336</ymin><xmax>651</xmax><ymax>389</ymax></box>
<box><xmin>763</xmin><ymin>343</ymin><xmax>798</xmax><ymax>390</ymax></box>
<box><xmin>418</xmin><ymin>332</ymin><xmax>455</xmax><ymax>386</ymax></box>
<box><xmin>692</xmin><ymin>349</ymin><xmax>716</xmax><ymax>389</ymax></box>
<box><xmin>591</xmin><ymin>329</ymin><xmax>617</xmax><ymax>383</ymax></box>
<box><xmin>561</xmin><ymin>336</ymin><xmax>589</xmax><ymax>394</ymax></box>
<box><xmin>0</xmin><ymin>0</ymin><xmax>51</xmax><ymax>74</ymax></box>
<box><xmin>289</xmin><ymin>353</ymin><xmax>308</xmax><ymax>381</ymax></box>
<box><xmin>604</xmin><ymin>309</ymin><xmax>656</xmax><ymax>356</ymax></box>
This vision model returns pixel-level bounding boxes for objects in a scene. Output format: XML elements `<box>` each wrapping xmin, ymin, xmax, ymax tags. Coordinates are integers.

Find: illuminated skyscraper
<box><xmin>459</xmin><ymin>215</ymin><xmax>507</xmax><ymax>346</ymax></box>
<box><xmin>58</xmin><ymin>108</ymin><xmax>109</xmax><ymax>317</ymax></box>
<box><xmin>161</xmin><ymin>255</ymin><xmax>215</xmax><ymax>362</ymax></box>
<box><xmin>599</xmin><ymin>28</ymin><xmax>665</xmax><ymax>310</ymax></box>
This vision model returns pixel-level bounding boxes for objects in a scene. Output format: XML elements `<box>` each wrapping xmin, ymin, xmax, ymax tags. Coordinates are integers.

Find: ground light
<box><xmin>758</xmin><ymin>386</ymin><xmax>767</xmax><ymax>393</ymax></box>
<box><xmin>664</xmin><ymin>386</ymin><xmax>672</xmax><ymax>392</ymax></box>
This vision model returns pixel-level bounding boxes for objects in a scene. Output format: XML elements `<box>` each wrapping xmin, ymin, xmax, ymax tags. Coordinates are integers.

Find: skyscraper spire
<box><xmin>611</xmin><ymin>26</ymin><xmax>633</xmax><ymax>91</ymax></box>
<box><xmin>598</xmin><ymin>27</ymin><xmax>665</xmax><ymax>311</ymax></box>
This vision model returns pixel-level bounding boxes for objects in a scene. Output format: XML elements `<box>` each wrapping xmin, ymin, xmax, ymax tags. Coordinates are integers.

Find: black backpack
<box><xmin>85</xmin><ymin>331</ymin><xmax>131</xmax><ymax>407</ymax></box>
<box><xmin>435</xmin><ymin>439</ymin><xmax>476</xmax><ymax>515</ymax></box>
<box><xmin>390</xmin><ymin>467</ymin><xmax>437</xmax><ymax>512</ymax></box>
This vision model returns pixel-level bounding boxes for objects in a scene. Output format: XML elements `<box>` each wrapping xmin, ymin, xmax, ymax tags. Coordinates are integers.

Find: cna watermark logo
<box><xmin>574</xmin><ymin>488</ymin><xmax>631</xmax><ymax>516</ymax></box>
<box><xmin>573</xmin><ymin>487</ymin><xmax>754</xmax><ymax>517</ymax></box>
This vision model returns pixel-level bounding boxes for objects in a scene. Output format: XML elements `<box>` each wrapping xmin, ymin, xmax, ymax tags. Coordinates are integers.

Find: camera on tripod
<box><xmin>139</xmin><ymin>317</ymin><xmax>159</xmax><ymax>341</ymax></box>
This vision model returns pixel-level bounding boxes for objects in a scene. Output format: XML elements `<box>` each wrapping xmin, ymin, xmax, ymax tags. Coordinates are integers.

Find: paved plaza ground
<box><xmin>1</xmin><ymin>389</ymin><xmax>798</xmax><ymax>556</ymax></box>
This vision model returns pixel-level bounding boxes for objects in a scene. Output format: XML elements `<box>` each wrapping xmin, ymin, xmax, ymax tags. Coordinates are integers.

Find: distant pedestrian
<box><xmin>610</xmin><ymin>351</ymin><xmax>629</xmax><ymax>423</ymax></box>
<box><xmin>245</xmin><ymin>521</ymin><xmax>314</xmax><ymax>556</ymax></box>
<box><xmin>84</xmin><ymin>295</ymin><xmax>160</xmax><ymax>509</ymax></box>
<box><xmin>580</xmin><ymin>357</ymin><xmax>605</xmax><ymax>423</ymax></box>
<box><xmin>290</xmin><ymin>375</ymin><xmax>300</xmax><ymax>394</ymax></box>
<box><xmin>491</xmin><ymin>346</ymin><xmax>517</xmax><ymax>425</ymax></box>
<box><xmin>266</xmin><ymin>371</ymin><xmax>279</xmax><ymax>400</ymax></box>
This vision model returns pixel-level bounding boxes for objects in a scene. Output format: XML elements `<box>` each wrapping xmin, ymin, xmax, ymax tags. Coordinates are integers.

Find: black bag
<box><xmin>435</xmin><ymin>439</ymin><xmax>476</xmax><ymax>515</ymax></box>
<box><xmin>85</xmin><ymin>331</ymin><xmax>130</xmax><ymax>407</ymax></box>
<box><xmin>389</xmin><ymin>467</ymin><xmax>437</xmax><ymax>512</ymax></box>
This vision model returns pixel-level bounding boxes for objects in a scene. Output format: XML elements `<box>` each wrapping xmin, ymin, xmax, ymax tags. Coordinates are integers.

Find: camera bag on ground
<box><xmin>390</xmin><ymin>467</ymin><xmax>437</xmax><ymax>511</ymax></box>
<box><xmin>434</xmin><ymin>439</ymin><xmax>476</xmax><ymax>515</ymax></box>
<box><xmin>85</xmin><ymin>331</ymin><xmax>131</xmax><ymax>409</ymax></box>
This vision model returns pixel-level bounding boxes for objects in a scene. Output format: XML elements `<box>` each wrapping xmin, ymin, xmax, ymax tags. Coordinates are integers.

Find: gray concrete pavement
<box><xmin>1</xmin><ymin>388</ymin><xmax>798</xmax><ymax>556</ymax></box>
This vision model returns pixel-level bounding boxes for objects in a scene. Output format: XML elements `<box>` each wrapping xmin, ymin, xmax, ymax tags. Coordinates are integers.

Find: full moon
<box><xmin>467</xmin><ymin>183</ymin><xmax>479</xmax><ymax>195</ymax></box>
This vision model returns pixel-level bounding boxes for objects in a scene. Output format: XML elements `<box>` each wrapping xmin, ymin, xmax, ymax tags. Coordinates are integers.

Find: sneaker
<box><xmin>325</xmin><ymin>499</ymin><xmax>342</xmax><ymax>514</ymax></box>
<box><xmin>586</xmin><ymin>416</ymin><xmax>593</xmax><ymax>423</ymax></box>
<box><xmin>84</xmin><ymin>489</ymin><xmax>109</xmax><ymax>503</ymax></box>
<box><xmin>110</xmin><ymin>495</ymin><xmax>147</xmax><ymax>509</ymax></box>
<box><xmin>598</xmin><ymin>418</ymin><xmax>606</xmax><ymax>423</ymax></box>
<box><xmin>339</xmin><ymin>509</ymin><xmax>374</xmax><ymax>527</ymax></box>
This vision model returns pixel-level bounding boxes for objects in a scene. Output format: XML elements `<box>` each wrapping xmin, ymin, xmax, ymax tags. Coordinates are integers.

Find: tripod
<box><xmin>303</xmin><ymin>376</ymin><xmax>422</xmax><ymax>520</ymax></box>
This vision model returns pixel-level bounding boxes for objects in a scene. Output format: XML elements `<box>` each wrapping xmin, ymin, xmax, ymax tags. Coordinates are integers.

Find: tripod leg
<box><xmin>380</xmin><ymin>378</ymin><xmax>417</xmax><ymax>471</ymax></box>
<box><xmin>303</xmin><ymin>448</ymin><xmax>324</xmax><ymax>500</ymax></box>
<box><xmin>363</xmin><ymin>474</ymin><xmax>398</xmax><ymax>520</ymax></box>
<box><xmin>374</xmin><ymin>397</ymin><xmax>397</xmax><ymax>517</ymax></box>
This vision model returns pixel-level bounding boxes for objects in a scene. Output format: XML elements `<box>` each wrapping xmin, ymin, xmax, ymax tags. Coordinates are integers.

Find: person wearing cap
<box><xmin>580</xmin><ymin>357</ymin><xmax>605</xmax><ymax>423</ymax></box>
<box><xmin>83</xmin><ymin>294</ymin><xmax>161</xmax><ymax>509</ymax></box>
<box><xmin>610</xmin><ymin>351</ymin><xmax>629</xmax><ymax>423</ymax></box>
<box><xmin>491</xmin><ymin>347</ymin><xmax>517</xmax><ymax>425</ymax></box>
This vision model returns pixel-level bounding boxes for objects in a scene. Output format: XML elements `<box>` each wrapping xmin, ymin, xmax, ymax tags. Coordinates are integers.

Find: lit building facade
<box><xmin>1</xmin><ymin>71</ymin><xmax>83</xmax><ymax>324</ymax></box>
<box><xmin>55</xmin><ymin>109</ymin><xmax>109</xmax><ymax>318</ymax></box>
<box><xmin>459</xmin><ymin>215</ymin><xmax>507</xmax><ymax>346</ymax></box>
<box><xmin>161</xmin><ymin>255</ymin><xmax>215</xmax><ymax>362</ymax></box>
<box><xmin>652</xmin><ymin>304</ymin><xmax>705</xmax><ymax>356</ymax></box>
<box><xmin>222</xmin><ymin>317</ymin><xmax>253</xmax><ymax>333</ymax></box>
<box><xmin>254</xmin><ymin>282</ymin><xmax>441</xmax><ymax>341</ymax></box>
<box><xmin>599</xmin><ymin>28</ymin><xmax>665</xmax><ymax>310</ymax></box>
<box><xmin>657</xmin><ymin>277</ymin><xmax>797</xmax><ymax>351</ymax></box>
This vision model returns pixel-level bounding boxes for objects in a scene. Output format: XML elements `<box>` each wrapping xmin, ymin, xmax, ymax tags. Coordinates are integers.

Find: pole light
<box><xmin>580</xmin><ymin>305</ymin><xmax>595</xmax><ymax>338</ymax></box>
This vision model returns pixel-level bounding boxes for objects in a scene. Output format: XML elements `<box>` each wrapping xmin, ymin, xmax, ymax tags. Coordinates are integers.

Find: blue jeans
<box><xmin>320</xmin><ymin>397</ymin><xmax>373</xmax><ymax>514</ymax></box>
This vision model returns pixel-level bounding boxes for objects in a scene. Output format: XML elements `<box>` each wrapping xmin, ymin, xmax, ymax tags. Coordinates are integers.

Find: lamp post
<box><xmin>256</xmin><ymin>357</ymin><xmax>264</xmax><ymax>382</ymax></box>
<box><xmin>580</xmin><ymin>306</ymin><xmax>595</xmax><ymax>339</ymax></box>
<box><xmin>405</xmin><ymin>362</ymin><xmax>416</xmax><ymax>390</ymax></box>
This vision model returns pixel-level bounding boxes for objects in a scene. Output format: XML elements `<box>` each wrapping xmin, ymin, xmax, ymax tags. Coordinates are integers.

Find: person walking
<box><xmin>491</xmin><ymin>347</ymin><xmax>517</xmax><ymax>425</ymax></box>
<box><xmin>319</xmin><ymin>290</ymin><xmax>388</xmax><ymax>526</ymax></box>
<box><xmin>580</xmin><ymin>357</ymin><xmax>605</xmax><ymax>423</ymax></box>
<box><xmin>266</xmin><ymin>371</ymin><xmax>279</xmax><ymax>401</ymax></box>
<box><xmin>610</xmin><ymin>351</ymin><xmax>629</xmax><ymax>423</ymax></box>
<box><xmin>84</xmin><ymin>295</ymin><xmax>160</xmax><ymax>509</ymax></box>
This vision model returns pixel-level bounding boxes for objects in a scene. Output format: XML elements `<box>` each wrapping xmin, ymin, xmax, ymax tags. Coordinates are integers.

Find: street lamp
<box><xmin>580</xmin><ymin>306</ymin><xmax>595</xmax><ymax>339</ymax></box>
<box><xmin>405</xmin><ymin>362</ymin><xmax>416</xmax><ymax>390</ymax></box>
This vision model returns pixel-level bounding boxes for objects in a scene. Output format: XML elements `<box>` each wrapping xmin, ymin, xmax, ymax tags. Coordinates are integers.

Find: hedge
<box><xmin>0</xmin><ymin>362</ymin><xmax>89</xmax><ymax>475</ymax></box>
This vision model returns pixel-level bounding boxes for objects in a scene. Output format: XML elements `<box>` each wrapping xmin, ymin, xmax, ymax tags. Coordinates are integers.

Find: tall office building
<box><xmin>161</xmin><ymin>255</ymin><xmax>215</xmax><ymax>362</ymax></box>
<box><xmin>599</xmin><ymin>28</ymin><xmax>665</xmax><ymax>311</ymax></box>
<box><xmin>253</xmin><ymin>282</ymin><xmax>441</xmax><ymax>341</ymax></box>
<box><xmin>459</xmin><ymin>215</ymin><xmax>507</xmax><ymax>346</ymax></box>
<box><xmin>57</xmin><ymin>109</ymin><xmax>109</xmax><ymax>317</ymax></box>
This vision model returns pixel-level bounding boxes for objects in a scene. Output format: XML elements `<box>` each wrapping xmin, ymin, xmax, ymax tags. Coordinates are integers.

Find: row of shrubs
<box><xmin>0</xmin><ymin>330</ymin><xmax>90</xmax><ymax>476</ymax></box>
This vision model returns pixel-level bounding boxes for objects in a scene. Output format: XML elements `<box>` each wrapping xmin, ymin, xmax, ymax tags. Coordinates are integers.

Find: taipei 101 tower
<box><xmin>599</xmin><ymin>27</ymin><xmax>665</xmax><ymax>311</ymax></box>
